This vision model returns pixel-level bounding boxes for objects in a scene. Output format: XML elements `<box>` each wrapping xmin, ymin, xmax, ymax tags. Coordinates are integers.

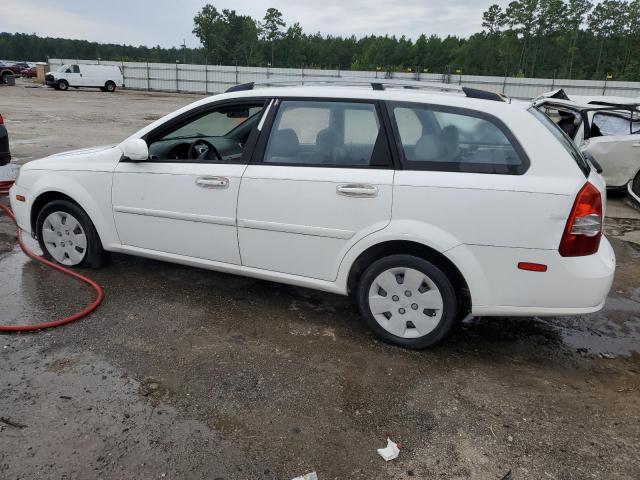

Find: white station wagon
<box><xmin>9</xmin><ymin>79</ymin><xmax>616</xmax><ymax>348</ymax></box>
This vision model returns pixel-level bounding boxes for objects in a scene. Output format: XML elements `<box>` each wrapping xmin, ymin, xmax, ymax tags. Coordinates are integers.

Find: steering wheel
<box><xmin>187</xmin><ymin>139</ymin><xmax>222</xmax><ymax>161</ymax></box>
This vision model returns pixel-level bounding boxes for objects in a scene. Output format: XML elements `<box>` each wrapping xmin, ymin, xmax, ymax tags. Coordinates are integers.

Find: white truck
<box><xmin>45</xmin><ymin>64</ymin><xmax>123</xmax><ymax>92</ymax></box>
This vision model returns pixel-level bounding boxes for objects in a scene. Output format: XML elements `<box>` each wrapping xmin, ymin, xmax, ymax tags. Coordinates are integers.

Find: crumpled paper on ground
<box><xmin>377</xmin><ymin>438</ymin><xmax>400</xmax><ymax>461</ymax></box>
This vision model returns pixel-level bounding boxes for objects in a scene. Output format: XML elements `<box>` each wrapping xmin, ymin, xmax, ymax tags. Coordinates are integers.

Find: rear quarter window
<box><xmin>389</xmin><ymin>102</ymin><xmax>528</xmax><ymax>175</ymax></box>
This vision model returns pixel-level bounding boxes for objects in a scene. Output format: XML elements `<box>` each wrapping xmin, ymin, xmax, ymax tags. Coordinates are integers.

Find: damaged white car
<box><xmin>534</xmin><ymin>89</ymin><xmax>640</xmax><ymax>203</ymax></box>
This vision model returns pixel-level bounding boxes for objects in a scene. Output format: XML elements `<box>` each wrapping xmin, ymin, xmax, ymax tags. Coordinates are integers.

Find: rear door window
<box><xmin>262</xmin><ymin>100</ymin><xmax>390</xmax><ymax>167</ymax></box>
<box><xmin>390</xmin><ymin>102</ymin><xmax>527</xmax><ymax>174</ymax></box>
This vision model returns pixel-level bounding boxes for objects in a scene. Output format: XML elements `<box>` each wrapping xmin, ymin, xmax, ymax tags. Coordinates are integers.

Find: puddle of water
<box><xmin>0</xmin><ymin>238</ymin><xmax>90</xmax><ymax>327</ymax></box>
<box><xmin>541</xmin><ymin>296</ymin><xmax>640</xmax><ymax>357</ymax></box>
<box><xmin>461</xmin><ymin>294</ymin><xmax>640</xmax><ymax>357</ymax></box>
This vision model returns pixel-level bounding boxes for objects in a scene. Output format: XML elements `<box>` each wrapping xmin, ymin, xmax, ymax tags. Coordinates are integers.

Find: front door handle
<box><xmin>336</xmin><ymin>183</ymin><xmax>378</xmax><ymax>198</ymax></box>
<box><xmin>195</xmin><ymin>176</ymin><xmax>229</xmax><ymax>189</ymax></box>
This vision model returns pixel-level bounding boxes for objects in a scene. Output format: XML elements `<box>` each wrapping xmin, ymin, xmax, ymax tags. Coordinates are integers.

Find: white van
<box><xmin>45</xmin><ymin>64</ymin><xmax>123</xmax><ymax>92</ymax></box>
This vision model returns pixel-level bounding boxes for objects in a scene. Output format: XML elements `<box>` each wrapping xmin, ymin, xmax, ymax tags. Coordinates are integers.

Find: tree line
<box><xmin>1</xmin><ymin>1</ymin><xmax>639</xmax><ymax>80</ymax></box>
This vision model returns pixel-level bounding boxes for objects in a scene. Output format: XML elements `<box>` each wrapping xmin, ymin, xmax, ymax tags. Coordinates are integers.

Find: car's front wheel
<box><xmin>36</xmin><ymin>200</ymin><xmax>104</xmax><ymax>268</ymax></box>
<box><xmin>632</xmin><ymin>171</ymin><xmax>640</xmax><ymax>199</ymax></box>
<box><xmin>58</xmin><ymin>80</ymin><xmax>69</xmax><ymax>91</ymax></box>
<box><xmin>356</xmin><ymin>255</ymin><xmax>459</xmax><ymax>349</ymax></box>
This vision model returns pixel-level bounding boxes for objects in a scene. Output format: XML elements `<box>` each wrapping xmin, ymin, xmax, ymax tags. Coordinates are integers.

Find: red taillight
<box><xmin>559</xmin><ymin>182</ymin><xmax>602</xmax><ymax>257</ymax></box>
<box><xmin>0</xmin><ymin>113</ymin><xmax>4</xmax><ymax>124</ymax></box>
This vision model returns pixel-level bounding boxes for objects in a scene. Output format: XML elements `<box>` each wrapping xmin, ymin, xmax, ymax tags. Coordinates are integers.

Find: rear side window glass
<box><xmin>390</xmin><ymin>103</ymin><xmax>527</xmax><ymax>174</ymax></box>
<box><xmin>263</xmin><ymin>100</ymin><xmax>389</xmax><ymax>167</ymax></box>
<box><xmin>530</xmin><ymin>107</ymin><xmax>590</xmax><ymax>177</ymax></box>
<box><xmin>540</xmin><ymin>106</ymin><xmax>581</xmax><ymax>139</ymax></box>
<box><xmin>592</xmin><ymin>112</ymin><xmax>639</xmax><ymax>136</ymax></box>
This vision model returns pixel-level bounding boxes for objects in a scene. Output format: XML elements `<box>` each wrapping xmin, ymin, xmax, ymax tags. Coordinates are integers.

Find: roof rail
<box><xmin>224</xmin><ymin>77</ymin><xmax>508</xmax><ymax>102</ymax></box>
<box><xmin>225</xmin><ymin>76</ymin><xmax>463</xmax><ymax>93</ymax></box>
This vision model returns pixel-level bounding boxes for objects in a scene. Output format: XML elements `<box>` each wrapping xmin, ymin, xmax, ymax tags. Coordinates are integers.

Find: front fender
<box><xmin>28</xmin><ymin>171</ymin><xmax>119</xmax><ymax>248</ymax></box>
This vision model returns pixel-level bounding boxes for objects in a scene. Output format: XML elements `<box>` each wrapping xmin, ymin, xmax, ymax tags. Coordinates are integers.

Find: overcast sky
<box><xmin>3</xmin><ymin>0</ymin><xmax>519</xmax><ymax>48</ymax></box>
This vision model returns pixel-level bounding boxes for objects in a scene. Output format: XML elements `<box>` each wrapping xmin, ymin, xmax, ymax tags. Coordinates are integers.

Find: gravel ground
<box><xmin>1</xmin><ymin>81</ymin><xmax>640</xmax><ymax>480</ymax></box>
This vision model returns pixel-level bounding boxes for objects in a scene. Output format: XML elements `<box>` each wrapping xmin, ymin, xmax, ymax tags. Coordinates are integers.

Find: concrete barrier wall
<box><xmin>48</xmin><ymin>58</ymin><xmax>640</xmax><ymax>100</ymax></box>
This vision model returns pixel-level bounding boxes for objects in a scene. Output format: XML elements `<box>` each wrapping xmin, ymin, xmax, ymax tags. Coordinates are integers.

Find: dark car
<box><xmin>0</xmin><ymin>63</ymin><xmax>17</xmax><ymax>83</ymax></box>
<box><xmin>0</xmin><ymin>113</ymin><xmax>11</xmax><ymax>166</ymax></box>
<box><xmin>20</xmin><ymin>66</ymin><xmax>37</xmax><ymax>78</ymax></box>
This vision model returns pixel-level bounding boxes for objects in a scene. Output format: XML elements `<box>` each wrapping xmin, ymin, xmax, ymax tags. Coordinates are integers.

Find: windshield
<box><xmin>57</xmin><ymin>64</ymin><xmax>69</xmax><ymax>72</ymax></box>
<box><xmin>529</xmin><ymin>107</ymin><xmax>590</xmax><ymax>177</ymax></box>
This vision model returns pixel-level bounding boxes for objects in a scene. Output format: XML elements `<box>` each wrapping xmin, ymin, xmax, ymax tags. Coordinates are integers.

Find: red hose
<box><xmin>0</xmin><ymin>202</ymin><xmax>104</xmax><ymax>332</ymax></box>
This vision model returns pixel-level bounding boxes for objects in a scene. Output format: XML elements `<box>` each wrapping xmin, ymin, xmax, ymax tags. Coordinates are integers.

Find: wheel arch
<box><xmin>31</xmin><ymin>191</ymin><xmax>77</xmax><ymax>235</ymax></box>
<box><xmin>29</xmin><ymin>187</ymin><xmax>115</xmax><ymax>249</ymax></box>
<box><xmin>346</xmin><ymin>239</ymin><xmax>471</xmax><ymax>311</ymax></box>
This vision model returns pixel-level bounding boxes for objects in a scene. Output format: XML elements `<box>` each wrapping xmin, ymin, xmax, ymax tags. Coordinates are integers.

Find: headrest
<box><xmin>316</xmin><ymin>128</ymin><xmax>340</xmax><ymax>149</ymax></box>
<box><xmin>269</xmin><ymin>128</ymin><xmax>300</xmax><ymax>157</ymax></box>
<box><xmin>414</xmin><ymin>134</ymin><xmax>443</xmax><ymax>161</ymax></box>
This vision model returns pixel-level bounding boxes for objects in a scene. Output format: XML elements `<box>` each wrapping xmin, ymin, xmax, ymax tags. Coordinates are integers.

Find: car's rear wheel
<box><xmin>58</xmin><ymin>80</ymin><xmax>69</xmax><ymax>91</ymax></box>
<box><xmin>105</xmin><ymin>81</ymin><xmax>116</xmax><ymax>93</ymax></box>
<box><xmin>36</xmin><ymin>200</ymin><xmax>104</xmax><ymax>268</ymax></box>
<box><xmin>356</xmin><ymin>255</ymin><xmax>459</xmax><ymax>349</ymax></box>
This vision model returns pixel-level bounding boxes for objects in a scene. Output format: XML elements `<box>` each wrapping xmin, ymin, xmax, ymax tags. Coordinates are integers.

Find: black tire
<box><xmin>105</xmin><ymin>81</ymin><xmax>116</xmax><ymax>93</ymax></box>
<box><xmin>1</xmin><ymin>72</ymin><xmax>8</xmax><ymax>84</ymax></box>
<box><xmin>36</xmin><ymin>200</ymin><xmax>105</xmax><ymax>268</ymax></box>
<box><xmin>356</xmin><ymin>255</ymin><xmax>459</xmax><ymax>349</ymax></box>
<box><xmin>58</xmin><ymin>79</ymin><xmax>69</xmax><ymax>91</ymax></box>
<box><xmin>632</xmin><ymin>171</ymin><xmax>640</xmax><ymax>198</ymax></box>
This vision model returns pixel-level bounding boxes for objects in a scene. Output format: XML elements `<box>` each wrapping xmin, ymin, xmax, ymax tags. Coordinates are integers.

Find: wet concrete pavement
<box><xmin>1</xmin><ymin>84</ymin><xmax>640</xmax><ymax>479</ymax></box>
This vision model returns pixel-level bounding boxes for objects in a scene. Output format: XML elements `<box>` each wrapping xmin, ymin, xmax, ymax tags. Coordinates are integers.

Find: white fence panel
<box><xmin>47</xmin><ymin>58</ymin><xmax>640</xmax><ymax>99</ymax></box>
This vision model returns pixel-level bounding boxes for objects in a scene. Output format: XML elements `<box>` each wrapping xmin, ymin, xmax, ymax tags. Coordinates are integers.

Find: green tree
<box><xmin>588</xmin><ymin>0</ymin><xmax>628</xmax><ymax>76</ymax></box>
<box><xmin>565</xmin><ymin>0</ymin><xmax>593</xmax><ymax>77</ymax></box>
<box><xmin>505</xmin><ymin>0</ymin><xmax>539</xmax><ymax>75</ymax></box>
<box><xmin>261</xmin><ymin>7</ymin><xmax>286</xmax><ymax>66</ymax></box>
<box><xmin>482</xmin><ymin>4</ymin><xmax>507</xmax><ymax>33</ymax></box>
<box><xmin>192</xmin><ymin>5</ymin><xmax>228</xmax><ymax>63</ymax></box>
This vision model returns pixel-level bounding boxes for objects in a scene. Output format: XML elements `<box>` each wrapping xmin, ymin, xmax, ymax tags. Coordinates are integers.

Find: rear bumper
<box><xmin>447</xmin><ymin>237</ymin><xmax>616</xmax><ymax>317</ymax></box>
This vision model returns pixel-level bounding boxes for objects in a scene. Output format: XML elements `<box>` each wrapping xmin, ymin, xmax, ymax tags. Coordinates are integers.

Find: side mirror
<box><xmin>120</xmin><ymin>138</ymin><xmax>149</xmax><ymax>161</ymax></box>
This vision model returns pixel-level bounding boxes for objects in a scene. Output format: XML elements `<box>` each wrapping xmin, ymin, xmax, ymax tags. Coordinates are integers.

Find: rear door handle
<box><xmin>336</xmin><ymin>184</ymin><xmax>378</xmax><ymax>197</ymax></box>
<box><xmin>195</xmin><ymin>176</ymin><xmax>229</xmax><ymax>189</ymax></box>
